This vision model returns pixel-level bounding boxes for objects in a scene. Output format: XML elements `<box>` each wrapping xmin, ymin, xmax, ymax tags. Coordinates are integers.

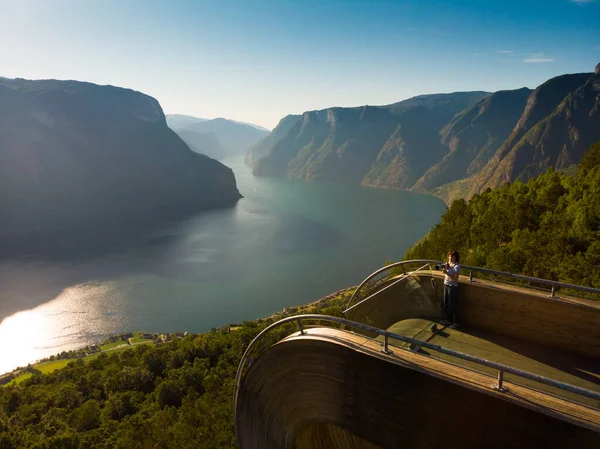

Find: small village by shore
<box><xmin>0</xmin><ymin>286</ymin><xmax>357</xmax><ymax>387</ymax></box>
<box><xmin>0</xmin><ymin>330</ymin><xmax>190</xmax><ymax>386</ymax></box>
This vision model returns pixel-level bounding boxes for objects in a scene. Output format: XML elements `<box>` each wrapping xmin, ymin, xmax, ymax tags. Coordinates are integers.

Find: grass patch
<box><xmin>129</xmin><ymin>332</ymin><xmax>153</xmax><ymax>345</ymax></box>
<box><xmin>5</xmin><ymin>360</ymin><xmax>73</xmax><ymax>385</ymax></box>
<box><xmin>100</xmin><ymin>339</ymin><xmax>128</xmax><ymax>351</ymax></box>
<box><xmin>7</xmin><ymin>373</ymin><xmax>32</xmax><ymax>386</ymax></box>
<box><xmin>36</xmin><ymin>359</ymin><xmax>73</xmax><ymax>374</ymax></box>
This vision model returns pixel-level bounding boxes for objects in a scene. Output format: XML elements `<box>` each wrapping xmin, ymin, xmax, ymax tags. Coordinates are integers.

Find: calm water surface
<box><xmin>0</xmin><ymin>156</ymin><xmax>446</xmax><ymax>373</ymax></box>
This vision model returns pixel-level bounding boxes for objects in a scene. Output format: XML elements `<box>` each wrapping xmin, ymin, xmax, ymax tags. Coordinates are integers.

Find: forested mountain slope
<box><xmin>406</xmin><ymin>142</ymin><xmax>600</xmax><ymax>289</ymax></box>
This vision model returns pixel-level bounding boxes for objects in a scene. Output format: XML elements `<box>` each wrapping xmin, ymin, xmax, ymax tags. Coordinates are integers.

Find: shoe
<box><xmin>449</xmin><ymin>323</ymin><xmax>460</xmax><ymax>329</ymax></box>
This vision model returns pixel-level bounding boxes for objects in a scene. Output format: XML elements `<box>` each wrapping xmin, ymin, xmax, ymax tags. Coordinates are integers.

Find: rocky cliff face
<box><xmin>488</xmin><ymin>71</ymin><xmax>599</xmax><ymax>187</ymax></box>
<box><xmin>253</xmin><ymin>92</ymin><xmax>490</xmax><ymax>187</ymax></box>
<box><xmin>250</xmin><ymin>65</ymin><xmax>600</xmax><ymax>204</ymax></box>
<box><xmin>412</xmin><ymin>87</ymin><xmax>532</xmax><ymax>192</ymax></box>
<box><xmin>463</xmin><ymin>72</ymin><xmax>594</xmax><ymax>198</ymax></box>
<box><xmin>0</xmin><ymin>78</ymin><xmax>241</xmax><ymax>252</ymax></box>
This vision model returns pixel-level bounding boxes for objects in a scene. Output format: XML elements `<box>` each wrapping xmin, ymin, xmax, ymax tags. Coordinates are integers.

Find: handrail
<box><xmin>233</xmin><ymin>314</ymin><xmax>600</xmax><ymax>439</ymax></box>
<box><xmin>347</xmin><ymin>259</ymin><xmax>600</xmax><ymax>311</ymax></box>
<box><xmin>343</xmin><ymin>263</ymin><xmax>430</xmax><ymax>314</ymax></box>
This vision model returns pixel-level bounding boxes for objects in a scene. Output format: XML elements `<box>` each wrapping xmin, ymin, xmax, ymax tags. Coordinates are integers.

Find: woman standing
<box><xmin>442</xmin><ymin>250</ymin><xmax>461</xmax><ymax>329</ymax></box>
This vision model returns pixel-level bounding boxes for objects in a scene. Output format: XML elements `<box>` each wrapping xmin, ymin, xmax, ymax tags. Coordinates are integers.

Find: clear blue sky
<box><xmin>1</xmin><ymin>0</ymin><xmax>598</xmax><ymax>129</ymax></box>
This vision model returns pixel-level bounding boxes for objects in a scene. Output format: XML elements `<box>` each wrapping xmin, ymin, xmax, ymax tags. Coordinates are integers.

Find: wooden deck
<box><xmin>385</xmin><ymin>318</ymin><xmax>600</xmax><ymax>409</ymax></box>
<box><xmin>236</xmin><ymin>272</ymin><xmax>600</xmax><ymax>448</ymax></box>
<box><xmin>303</xmin><ymin>327</ymin><xmax>600</xmax><ymax>431</ymax></box>
<box><xmin>236</xmin><ymin>328</ymin><xmax>600</xmax><ymax>448</ymax></box>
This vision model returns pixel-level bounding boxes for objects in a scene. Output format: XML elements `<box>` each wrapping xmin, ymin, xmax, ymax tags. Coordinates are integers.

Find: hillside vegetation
<box><xmin>0</xmin><ymin>291</ymin><xmax>350</xmax><ymax>449</ymax></box>
<box><xmin>405</xmin><ymin>142</ymin><xmax>600</xmax><ymax>289</ymax></box>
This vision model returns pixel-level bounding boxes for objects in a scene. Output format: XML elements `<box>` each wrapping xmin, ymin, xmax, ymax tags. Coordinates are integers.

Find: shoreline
<box><xmin>0</xmin><ymin>286</ymin><xmax>358</xmax><ymax>384</ymax></box>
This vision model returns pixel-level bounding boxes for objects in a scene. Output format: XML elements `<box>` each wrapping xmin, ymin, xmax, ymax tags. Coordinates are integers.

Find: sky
<box><xmin>1</xmin><ymin>0</ymin><xmax>599</xmax><ymax>129</ymax></box>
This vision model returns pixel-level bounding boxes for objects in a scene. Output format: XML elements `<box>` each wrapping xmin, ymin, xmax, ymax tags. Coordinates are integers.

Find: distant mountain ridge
<box><xmin>250</xmin><ymin>65</ymin><xmax>600</xmax><ymax>203</ymax></box>
<box><xmin>251</xmin><ymin>92</ymin><xmax>490</xmax><ymax>188</ymax></box>
<box><xmin>165</xmin><ymin>114</ymin><xmax>208</xmax><ymax>130</ymax></box>
<box><xmin>167</xmin><ymin>115</ymin><xmax>269</xmax><ymax>159</ymax></box>
<box><xmin>166</xmin><ymin>114</ymin><xmax>269</xmax><ymax>132</ymax></box>
<box><xmin>176</xmin><ymin>129</ymin><xmax>226</xmax><ymax>160</ymax></box>
<box><xmin>0</xmin><ymin>78</ymin><xmax>241</xmax><ymax>253</ymax></box>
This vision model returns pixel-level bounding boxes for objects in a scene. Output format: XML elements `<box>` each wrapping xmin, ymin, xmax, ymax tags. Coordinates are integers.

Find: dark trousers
<box><xmin>443</xmin><ymin>284</ymin><xmax>460</xmax><ymax>324</ymax></box>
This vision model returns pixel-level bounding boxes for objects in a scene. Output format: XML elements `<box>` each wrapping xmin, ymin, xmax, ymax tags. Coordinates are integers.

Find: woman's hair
<box><xmin>448</xmin><ymin>250</ymin><xmax>460</xmax><ymax>263</ymax></box>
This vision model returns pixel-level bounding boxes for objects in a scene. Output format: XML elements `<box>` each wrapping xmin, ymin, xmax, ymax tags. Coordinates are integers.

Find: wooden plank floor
<box><xmin>384</xmin><ymin>318</ymin><xmax>600</xmax><ymax>408</ymax></box>
<box><xmin>237</xmin><ymin>328</ymin><xmax>600</xmax><ymax>448</ymax></box>
<box><xmin>289</xmin><ymin>326</ymin><xmax>600</xmax><ymax>432</ymax></box>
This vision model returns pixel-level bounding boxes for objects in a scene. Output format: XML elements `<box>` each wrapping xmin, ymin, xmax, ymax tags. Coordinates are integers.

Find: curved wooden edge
<box><xmin>282</xmin><ymin>328</ymin><xmax>600</xmax><ymax>433</ymax></box>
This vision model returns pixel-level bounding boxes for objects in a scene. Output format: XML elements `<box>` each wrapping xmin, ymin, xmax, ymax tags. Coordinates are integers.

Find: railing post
<box><xmin>402</xmin><ymin>265</ymin><xmax>406</xmax><ymax>275</ymax></box>
<box><xmin>297</xmin><ymin>318</ymin><xmax>305</xmax><ymax>335</ymax></box>
<box><xmin>493</xmin><ymin>369</ymin><xmax>508</xmax><ymax>393</ymax></box>
<box><xmin>550</xmin><ymin>285</ymin><xmax>556</xmax><ymax>298</ymax></box>
<box><xmin>469</xmin><ymin>270</ymin><xmax>473</xmax><ymax>282</ymax></box>
<box><xmin>382</xmin><ymin>334</ymin><xmax>392</xmax><ymax>354</ymax></box>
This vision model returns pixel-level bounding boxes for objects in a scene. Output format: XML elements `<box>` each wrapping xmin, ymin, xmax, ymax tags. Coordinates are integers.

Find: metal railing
<box><xmin>343</xmin><ymin>263</ymin><xmax>430</xmax><ymax>315</ymax></box>
<box><xmin>346</xmin><ymin>259</ymin><xmax>600</xmax><ymax>311</ymax></box>
<box><xmin>233</xmin><ymin>314</ymin><xmax>600</xmax><ymax>424</ymax></box>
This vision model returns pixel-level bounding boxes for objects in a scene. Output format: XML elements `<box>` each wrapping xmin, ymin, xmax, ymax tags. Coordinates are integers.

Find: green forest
<box><xmin>0</xmin><ymin>293</ymin><xmax>348</xmax><ymax>449</ymax></box>
<box><xmin>405</xmin><ymin>142</ymin><xmax>600</xmax><ymax>290</ymax></box>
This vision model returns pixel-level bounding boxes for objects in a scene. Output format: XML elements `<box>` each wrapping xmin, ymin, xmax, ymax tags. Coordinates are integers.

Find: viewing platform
<box><xmin>234</xmin><ymin>261</ymin><xmax>600</xmax><ymax>448</ymax></box>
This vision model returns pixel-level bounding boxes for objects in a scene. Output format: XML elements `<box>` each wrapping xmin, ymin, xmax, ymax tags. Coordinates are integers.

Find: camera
<box><xmin>435</xmin><ymin>263</ymin><xmax>447</xmax><ymax>270</ymax></box>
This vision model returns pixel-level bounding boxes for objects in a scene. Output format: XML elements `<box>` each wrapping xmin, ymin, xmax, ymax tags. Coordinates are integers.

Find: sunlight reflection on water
<box><xmin>0</xmin><ymin>282</ymin><xmax>120</xmax><ymax>373</ymax></box>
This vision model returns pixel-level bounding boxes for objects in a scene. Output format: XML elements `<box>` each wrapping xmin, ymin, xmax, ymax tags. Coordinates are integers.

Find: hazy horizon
<box><xmin>1</xmin><ymin>0</ymin><xmax>599</xmax><ymax>129</ymax></box>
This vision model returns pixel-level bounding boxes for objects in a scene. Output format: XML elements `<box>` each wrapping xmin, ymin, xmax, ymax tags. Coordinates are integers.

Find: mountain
<box><xmin>0</xmin><ymin>78</ymin><xmax>241</xmax><ymax>253</ymax></box>
<box><xmin>246</xmin><ymin>114</ymin><xmax>301</xmax><ymax>166</ymax></box>
<box><xmin>167</xmin><ymin>115</ymin><xmax>269</xmax><ymax>157</ymax></box>
<box><xmin>227</xmin><ymin>119</ymin><xmax>270</xmax><ymax>132</ymax></box>
<box><xmin>175</xmin><ymin>129</ymin><xmax>226</xmax><ymax>160</ymax></box>
<box><xmin>252</xmin><ymin>65</ymin><xmax>600</xmax><ymax>204</ymax></box>
<box><xmin>183</xmin><ymin>118</ymin><xmax>269</xmax><ymax>156</ymax></box>
<box><xmin>461</xmin><ymin>71</ymin><xmax>596</xmax><ymax>199</ymax></box>
<box><xmin>412</xmin><ymin>87</ymin><xmax>532</xmax><ymax>192</ymax></box>
<box><xmin>165</xmin><ymin>114</ymin><xmax>208</xmax><ymax>130</ymax></box>
<box><xmin>252</xmin><ymin>92</ymin><xmax>490</xmax><ymax>187</ymax></box>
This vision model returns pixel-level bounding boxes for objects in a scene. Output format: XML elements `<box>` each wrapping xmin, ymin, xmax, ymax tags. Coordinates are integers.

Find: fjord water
<box><xmin>0</xmin><ymin>156</ymin><xmax>446</xmax><ymax>373</ymax></box>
